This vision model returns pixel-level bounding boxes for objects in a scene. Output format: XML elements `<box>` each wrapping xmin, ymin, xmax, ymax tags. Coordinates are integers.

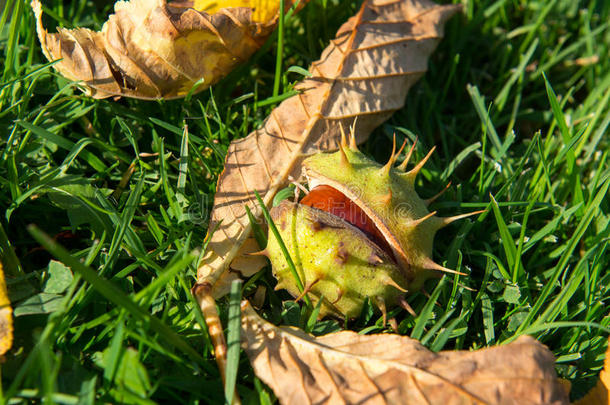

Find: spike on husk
<box><xmin>381</xmin><ymin>135</ymin><xmax>398</xmax><ymax>175</ymax></box>
<box><xmin>294</xmin><ymin>278</ymin><xmax>321</xmax><ymax>303</ymax></box>
<box><xmin>382</xmin><ymin>275</ymin><xmax>408</xmax><ymax>293</ymax></box>
<box><xmin>397</xmin><ymin>136</ymin><xmax>418</xmax><ymax>172</ymax></box>
<box><xmin>375</xmin><ymin>296</ymin><xmax>388</xmax><ymax>326</ymax></box>
<box><xmin>438</xmin><ymin>210</ymin><xmax>486</xmax><ymax>227</ymax></box>
<box><xmin>425</xmin><ymin>181</ymin><xmax>452</xmax><ymax>205</ymax></box>
<box><xmin>349</xmin><ymin>129</ymin><xmax>359</xmax><ymax>150</ymax></box>
<box><xmin>398</xmin><ymin>296</ymin><xmax>417</xmax><ymax>317</ymax></box>
<box><xmin>404</xmin><ymin>146</ymin><xmax>436</xmax><ymax>181</ymax></box>
<box><xmin>339</xmin><ymin>123</ymin><xmax>349</xmax><ymax>149</ymax></box>
<box><xmin>406</xmin><ymin>211</ymin><xmax>437</xmax><ymax>228</ymax></box>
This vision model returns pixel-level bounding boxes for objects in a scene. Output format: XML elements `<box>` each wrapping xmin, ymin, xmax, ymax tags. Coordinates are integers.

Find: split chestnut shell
<box><xmin>266</xmin><ymin>134</ymin><xmax>479</xmax><ymax>318</ymax></box>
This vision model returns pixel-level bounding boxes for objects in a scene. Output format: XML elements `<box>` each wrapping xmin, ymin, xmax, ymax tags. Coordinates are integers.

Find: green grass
<box><xmin>1</xmin><ymin>0</ymin><xmax>609</xmax><ymax>403</ymax></box>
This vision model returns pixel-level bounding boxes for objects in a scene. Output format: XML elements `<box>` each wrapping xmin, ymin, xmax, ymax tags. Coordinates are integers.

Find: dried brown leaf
<box><xmin>197</xmin><ymin>0</ymin><xmax>461</xmax><ymax>298</ymax></box>
<box><xmin>32</xmin><ymin>0</ymin><xmax>294</xmax><ymax>99</ymax></box>
<box><xmin>0</xmin><ymin>262</ymin><xmax>13</xmax><ymax>357</ymax></box>
<box><xmin>241</xmin><ymin>301</ymin><xmax>569</xmax><ymax>405</ymax></box>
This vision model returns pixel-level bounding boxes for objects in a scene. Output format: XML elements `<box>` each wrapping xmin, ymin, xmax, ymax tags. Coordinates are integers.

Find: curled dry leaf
<box><xmin>32</xmin><ymin>0</ymin><xmax>296</xmax><ymax>99</ymax></box>
<box><xmin>0</xmin><ymin>262</ymin><xmax>13</xmax><ymax>357</ymax></box>
<box><xmin>241</xmin><ymin>301</ymin><xmax>569</xmax><ymax>405</ymax></box>
<box><xmin>198</xmin><ymin>0</ymin><xmax>462</xmax><ymax>298</ymax></box>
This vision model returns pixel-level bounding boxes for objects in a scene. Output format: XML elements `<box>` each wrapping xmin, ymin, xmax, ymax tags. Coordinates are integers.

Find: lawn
<box><xmin>0</xmin><ymin>0</ymin><xmax>609</xmax><ymax>403</ymax></box>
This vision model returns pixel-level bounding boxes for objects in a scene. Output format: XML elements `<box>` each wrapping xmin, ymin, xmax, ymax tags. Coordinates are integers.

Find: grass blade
<box><xmin>254</xmin><ymin>190</ymin><xmax>311</xmax><ymax>308</ymax></box>
<box><xmin>27</xmin><ymin>225</ymin><xmax>205</xmax><ymax>365</ymax></box>
<box><xmin>273</xmin><ymin>0</ymin><xmax>286</xmax><ymax>97</ymax></box>
<box><xmin>224</xmin><ymin>280</ymin><xmax>242</xmax><ymax>405</ymax></box>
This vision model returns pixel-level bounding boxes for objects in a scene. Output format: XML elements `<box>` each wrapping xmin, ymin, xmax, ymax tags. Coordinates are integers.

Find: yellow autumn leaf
<box><xmin>0</xmin><ymin>262</ymin><xmax>13</xmax><ymax>357</ymax></box>
<box><xmin>32</xmin><ymin>0</ymin><xmax>301</xmax><ymax>99</ymax></box>
<box><xmin>194</xmin><ymin>0</ymin><xmax>280</xmax><ymax>22</ymax></box>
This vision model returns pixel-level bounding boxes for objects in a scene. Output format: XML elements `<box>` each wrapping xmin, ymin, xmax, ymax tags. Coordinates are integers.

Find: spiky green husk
<box><xmin>267</xmin><ymin>201</ymin><xmax>407</xmax><ymax>318</ymax></box>
<box><xmin>304</xmin><ymin>146</ymin><xmax>442</xmax><ymax>290</ymax></box>
<box><xmin>266</xmin><ymin>142</ymin><xmax>462</xmax><ymax>318</ymax></box>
